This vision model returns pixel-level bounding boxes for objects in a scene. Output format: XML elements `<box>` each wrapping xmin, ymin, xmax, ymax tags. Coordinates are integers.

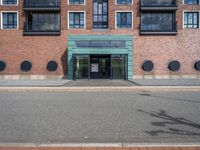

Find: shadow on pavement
<box><xmin>139</xmin><ymin>93</ymin><xmax>200</xmax><ymax>104</ymax></box>
<box><xmin>137</xmin><ymin>109</ymin><xmax>200</xmax><ymax>136</ymax></box>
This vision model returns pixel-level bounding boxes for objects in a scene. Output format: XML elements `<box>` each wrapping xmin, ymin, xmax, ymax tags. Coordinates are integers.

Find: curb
<box><xmin>0</xmin><ymin>86</ymin><xmax>200</xmax><ymax>92</ymax></box>
<box><xmin>0</xmin><ymin>143</ymin><xmax>200</xmax><ymax>147</ymax></box>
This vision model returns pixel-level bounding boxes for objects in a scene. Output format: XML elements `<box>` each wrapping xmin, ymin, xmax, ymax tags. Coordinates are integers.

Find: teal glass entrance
<box><xmin>74</xmin><ymin>54</ymin><xmax>127</xmax><ymax>80</ymax></box>
<box><xmin>68</xmin><ymin>35</ymin><xmax>133</xmax><ymax>80</ymax></box>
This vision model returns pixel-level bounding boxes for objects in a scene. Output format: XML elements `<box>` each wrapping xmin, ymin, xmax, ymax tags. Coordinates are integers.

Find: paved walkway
<box><xmin>1</xmin><ymin>79</ymin><xmax>200</xmax><ymax>87</ymax></box>
<box><xmin>0</xmin><ymin>147</ymin><xmax>199</xmax><ymax>150</ymax></box>
<box><xmin>0</xmin><ymin>80</ymin><xmax>71</xmax><ymax>87</ymax></box>
<box><xmin>67</xmin><ymin>80</ymin><xmax>139</xmax><ymax>86</ymax></box>
<box><xmin>131</xmin><ymin>79</ymin><xmax>200</xmax><ymax>86</ymax></box>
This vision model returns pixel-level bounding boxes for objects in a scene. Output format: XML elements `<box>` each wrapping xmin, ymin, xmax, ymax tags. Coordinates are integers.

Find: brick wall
<box><xmin>0</xmin><ymin>0</ymin><xmax>200</xmax><ymax>79</ymax></box>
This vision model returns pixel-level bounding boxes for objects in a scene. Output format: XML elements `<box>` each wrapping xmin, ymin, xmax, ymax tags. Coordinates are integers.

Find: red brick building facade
<box><xmin>0</xmin><ymin>0</ymin><xmax>200</xmax><ymax>79</ymax></box>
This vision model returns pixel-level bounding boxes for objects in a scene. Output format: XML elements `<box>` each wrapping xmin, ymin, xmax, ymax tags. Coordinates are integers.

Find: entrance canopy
<box><xmin>68</xmin><ymin>35</ymin><xmax>133</xmax><ymax>80</ymax></box>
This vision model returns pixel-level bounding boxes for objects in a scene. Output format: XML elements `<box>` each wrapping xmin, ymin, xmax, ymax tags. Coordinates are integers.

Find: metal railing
<box><xmin>24</xmin><ymin>0</ymin><xmax>60</xmax><ymax>8</ymax></box>
<box><xmin>140</xmin><ymin>22</ymin><xmax>177</xmax><ymax>33</ymax></box>
<box><xmin>23</xmin><ymin>22</ymin><xmax>60</xmax><ymax>33</ymax></box>
<box><xmin>141</xmin><ymin>0</ymin><xmax>177</xmax><ymax>7</ymax></box>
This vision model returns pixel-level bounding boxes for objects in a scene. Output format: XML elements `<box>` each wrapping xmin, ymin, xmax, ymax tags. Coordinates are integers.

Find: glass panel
<box><xmin>2</xmin><ymin>12</ymin><xmax>17</xmax><ymax>29</ymax></box>
<box><xmin>28</xmin><ymin>12</ymin><xmax>60</xmax><ymax>31</ymax></box>
<box><xmin>184</xmin><ymin>0</ymin><xmax>198</xmax><ymax>4</ymax></box>
<box><xmin>93</xmin><ymin>0</ymin><xmax>108</xmax><ymax>28</ymax></box>
<box><xmin>76</xmin><ymin>55</ymin><xmax>89</xmax><ymax>79</ymax></box>
<box><xmin>3</xmin><ymin>0</ymin><xmax>17</xmax><ymax>4</ymax></box>
<box><xmin>112</xmin><ymin>55</ymin><xmax>125</xmax><ymax>79</ymax></box>
<box><xmin>117</xmin><ymin>0</ymin><xmax>132</xmax><ymax>4</ymax></box>
<box><xmin>141</xmin><ymin>12</ymin><xmax>175</xmax><ymax>31</ymax></box>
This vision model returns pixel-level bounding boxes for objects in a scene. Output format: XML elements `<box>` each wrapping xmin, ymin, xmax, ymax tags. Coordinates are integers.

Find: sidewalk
<box><xmin>0</xmin><ymin>79</ymin><xmax>200</xmax><ymax>92</ymax></box>
<box><xmin>0</xmin><ymin>146</ymin><xmax>199</xmax><ymax>150</ymax></box>
<box><xmin>0</xmin><ymin>79</ymin><xmax>200</xmax><ymax>87</ymax></box>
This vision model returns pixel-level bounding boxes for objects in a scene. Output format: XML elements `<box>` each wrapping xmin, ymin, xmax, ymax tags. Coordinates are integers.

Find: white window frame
<box><xmin>183</xmin><ymin>10</ymin><xmax>200</xmax><ymax>29</ymax></box>
<box><xmin>67</xmin><ymin>11</ymin><xmax>86</xmax><ymax>29</ymax></box>
<box><xmin>115</xmin><ymin>11</ymin><xmax>133</xmax><ymax>29</ymax></box>
<box><xmin>0</xmin><ymin>11</ymin><xmax>19</xmax><ymax>30</ymax></box>
<box><xmin>67</xmin><ymin>0</ymin><xmax>86</xmax><ymax>5</ymax></box>
<box><xmin>183</xmin><ymin>0</ymin><xmax>200</xmax><ymax>5</ymax></box>
<box><xmin>0</xmin><ymin>0</ymin><xmax>18</xmax><ymax>6</ymax></box>
<box><xmin>115</xmin><ymin>0</ymin><xmax>133</xmax><ymax>5</ymax></box>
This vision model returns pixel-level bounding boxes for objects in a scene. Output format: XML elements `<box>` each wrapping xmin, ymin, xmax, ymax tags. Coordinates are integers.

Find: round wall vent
<box><xmin>168</xmin><ymin>60</ymin><xmax>180</xmax><ymax>71</ymax></box>
<box><xmin>142</xmin><ymin>60</ymin><xmax>154</xmax><ymax>72</ymax></box>
<box><xmin>0</xmin><ymin>61</ymin><xmax>6</xmax><ymax>71</ymax></box>
<box><xmin>194</xmin><ymin>61</ymin><xmax>200</xmax><ymax>71</ymax></box>
<box><xmin>47</xmin><ymin>61</ymin><xmax>58</xmax><ymax>72</ymax></box>
<box><xmin>20</xmin><ymin>61</ymin><xmax>32</xmax><ymax>72</ymax></box>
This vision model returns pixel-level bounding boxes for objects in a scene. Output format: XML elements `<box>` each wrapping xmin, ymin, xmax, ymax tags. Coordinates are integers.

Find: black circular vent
<box><xmin>142</xmin><ymin>60</ymin><xmax>154</xmax><ymax>72</ymax></box>
<box><xmin>0</xmin><ymin>61</ymin><xmax>6</xmax><ymax>71</ymax></box>
<box><xmin>47</xmin><ymin>61</ymin><xmax>58</xmax><ymax>72</ymax></box>
<box><xmin>168</xmin><ymin>60</ymin><xmax>180</xmax><ymax>71</ymax></box>
<box><xmin>20</xmin><ymin>61</ymin><xmax>32</xmax><ymax>72</ymax></box>
<box><xmin>194</xmin><ymin>61</ymin><xmax>200</xmax><ymax>71</ymax></box>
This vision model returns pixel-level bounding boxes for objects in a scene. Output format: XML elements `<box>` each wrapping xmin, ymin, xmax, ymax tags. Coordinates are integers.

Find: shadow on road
<box><xmin>139</xmin><ymin>93</ymin><xmax>200</xmax><ymax>104</ymax></box>
<box><xmin>137</xmin><ymin>109</ymin><xmax>200</xmax><ymax>136</ymax></box>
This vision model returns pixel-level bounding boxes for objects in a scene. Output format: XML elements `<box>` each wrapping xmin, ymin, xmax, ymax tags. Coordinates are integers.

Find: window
<box><xmin>69</xmin><ymin>12</ymin><xmax>85</xmax><ymax>29</ymax></box>
<box><xmin>116</xmin><ymin>12</ymin><xmax>132</xmax><ymax>28</ymax></box>
<box><xmin>69</xmin><ymin>0</ymin><xmax>84</xmax><ymax>4</ymax></box>
<box><xmin>184</xmin><ymin>12</ymin><xmax>199</xmax><ymax>28</ymax></box>
<box><xmin>141</xmin><ymin>12</ymin><xmax>176</xmax><ymax>31</ymax></box>
<box><xmin>25</xmin><ymin>12</ymin><xmax>60</xmax><ymax>31</ymax></box>
<box><xmin>93</xmin><ymin>0</ymin><xmax>108</xmax><ymax>29</ymax></box>
<box><xmin>1</xmin><ymin>12</ymin><xmax>18</xmax><ymax>29</ymax></box>
<box><xmin>116</xmin><ymin>0</ymin><xmax>132</xmax><ymax>5</ymax></box>
<box><xmin>76</xmin><ymin>40</ymin><xmax>126</xmax><ymax>48</ymax></box>
<box><xmin>2</xmin><ymin>0</ymin><xmax>17</xmax><ymax>5</ymax></box>
<box><xmin>184</xmin><ymin>0</ymin><xmax>199</xmax><ymax>4</ymax></box>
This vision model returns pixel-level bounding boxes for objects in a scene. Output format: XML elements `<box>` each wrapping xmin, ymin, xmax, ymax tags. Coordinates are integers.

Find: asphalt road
<box><xmin>0</xmin><ymin>91</ymin><xmax>200</xmax><ymax>144</ymax></box>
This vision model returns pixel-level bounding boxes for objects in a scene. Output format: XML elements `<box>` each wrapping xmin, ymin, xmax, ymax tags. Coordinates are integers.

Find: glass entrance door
<box><xmin>111</xmin><ymin>55</ymin><xmax>127</xmax><ymax>79</ymax></box>
<box><xmin>90</xmin><ymin>55</ymin><xmax>111</xmax><ymax>79</ymax></box>
<box><xmin>75</xmin><ymin>55</ymin><xmax>89</xmax><ymax>79</ymax></box>
<box><xmin>74</xmin><ymin>54</ymin><xmax>127</xmax><ymax>80</ymax></box>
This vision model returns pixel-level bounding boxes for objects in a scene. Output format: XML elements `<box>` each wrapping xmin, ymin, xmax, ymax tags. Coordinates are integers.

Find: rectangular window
<box><xmin>2</xmin><ymin>12</ymin><xmax>18</xmax><ymax>29</ymax></box>
<box><xmin>116</xmin><ymin>12</ymin><xmax>132</xmax><ymax>28</ymax></box>
<box><xmin>116</xmin><ymin>0</ymin><xmax>132</xmax><ymax>5</ymax></box>
<box><xmin>141</xmin><ymin>12</ymin><xmax>176</xmax><ymax>31</ymax></box>
<box><xmin>69</xmin><ymin>0</ymin><xmax>84</xmax><ymax>4</ymax></box>
<box><xmin>76</xmin><ymin>40</ymin><xmax>126</xmax><ymax>48</ymax></box>
<box><xmin>93</xmin><ymin>0</ymin><xmax>108</xmax><ymax>29</ymax></box>
<box><xmin>2</xmin><ymin>0</ymin><xmax>17</xmax><ymax>5</ymax></box>
<box><xmin>69</xmin><ymin>12</ymin><xmax>85</xmax><ymax>29</ymax></box>
<box><xmin>184</xmin><ymin>0</ymin><xmax>199</xmax><ymax>4</ymax></box>
<box><xmin>25</xmin><ymin>12</ymin><xmax>60</xmax><ymax>31</ymax></box>
<box><xmin>184</xmin><ymin>12</ymin><xmax>199</xmax><ymax>28</ymax></box>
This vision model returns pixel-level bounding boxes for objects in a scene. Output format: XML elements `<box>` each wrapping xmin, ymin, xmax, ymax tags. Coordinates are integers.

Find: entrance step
<box><xmin>65</xmin><ymin>80</ymin><xmax>139</xmax><ymax>87</ymax></box>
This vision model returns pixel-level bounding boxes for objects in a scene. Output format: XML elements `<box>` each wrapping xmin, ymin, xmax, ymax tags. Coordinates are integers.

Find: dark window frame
<box><xmin>69</xmin><ymin>12</ymin><xmax>85</xmax><ymax>29</ymax></box>
<box><xmin>116</xmin><ymin>12</ymin><xmax>133</xmax><ymax>29</ymax></box>
<box><xmin>93</xmin><ymin>0</ymin><xmax>108</xmax><ymax>29</ymax></box>
<box><xmin>2</xmin><ymin>12</ymin><xmax>18</xmax><ymax>29</ymax></box>
<box><xmin>184</xmin><ymin>12</ymin><xmax>199</xmax><ymax>28</ymax></box>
